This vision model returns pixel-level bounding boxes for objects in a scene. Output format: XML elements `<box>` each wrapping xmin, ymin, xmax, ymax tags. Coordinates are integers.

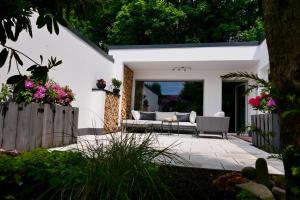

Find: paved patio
<box><xmin>53</xmin><ymin>132</ymin><xmax>284</xmax><ymax>175</ymax></box>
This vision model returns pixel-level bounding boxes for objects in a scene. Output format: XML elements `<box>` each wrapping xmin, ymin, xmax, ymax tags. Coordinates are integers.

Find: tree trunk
<box><xmin>262</xmin><ymin>0</ymin><xmax>300</xmax><ymax>198</ymax></box>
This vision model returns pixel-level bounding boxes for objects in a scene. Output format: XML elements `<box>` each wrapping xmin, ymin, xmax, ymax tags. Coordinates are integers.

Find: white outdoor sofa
<box><xmin>122</xmin><ymin>111</ymin><xmax>230</xmax><ymax>138</ymax></box>
<box><xmin>122</xmin><ymin>111</ymin><xmax>197</xmax><ymax>133</ymax></box>
<box><xmin>196</xmin><ymin>116</ymin><xmax>230</xmax><ymax>139</ymax></box>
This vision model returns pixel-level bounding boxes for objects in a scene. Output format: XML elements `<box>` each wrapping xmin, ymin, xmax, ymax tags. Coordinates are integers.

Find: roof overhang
<box><xmin>108</xmin><ymin>42</ymin><xmax>261</xmax><ymax>71</ymax></box>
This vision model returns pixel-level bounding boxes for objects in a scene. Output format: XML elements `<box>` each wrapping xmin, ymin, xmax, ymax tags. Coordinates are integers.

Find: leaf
<box><xmin>7</xmin><ymin>52</ymin><xmax>13</xmax><ymax>73</ymax></box>
<box><xmin>4</xmin><ymin>19</ymin><xmax>14</xmax><ymax>40</ymax></box>
<box><xmin>54</xmin><ymin>60</ymin><xmax>62</xmax><ymax>66</ymax></box>
<box><xmin>13</xmin><ymin>80</ymin><xmax>25</xmax><ymax>95</ymax></box>
<box><xmin>0</xmin><ymin>22</ymin><xmax>6</xmax><ymax>45</ymax></box>
<box><xmin>31</xmin><ymin>66</ymin><xmax>49</xmax><ymax>83</ymax></box>
<box><xmin>53</xmin><ymin>19</ymin><xmax>59</xmax><ymax>35</ymax></box>
<box><xmin>36</xmin><ymin>15</ymin><xmax>46</xmax><ymax>29</ymax></box>
<box><xmin>14</xmin><ymin>17</ymin><xmax>24</xmax><ymax>41</ymax></box>
<box><xmin>40</xmin><ymin>55</ymin><xmax>43</xmax><ymax>64</ymax></box>
<box><xmin>0</xmin><ymin>48</ymin><xmax>9</xmax><ymax>68</ymax></box>
<box><xmin>13</xmin><ymin>52</ymin><xmax>23</xmax><ymax>66</ymax></box>
<box><xmin>26</xmin><ymin>17</ymin><xmax>33</xmax><ymax>37</ymax></box>
<box><xmin>26</xmin><ymin>64</ymin><xmax>37</xmax><ymax>71</ymax></box>
<box><xmin>6</xmin><ymin>75</ymin><xmax>25</xmax><ymax>84</ymax></box>
<box><xmin>45</xmin><ymin>15</ymin><xmax>53</xmax><ymax>34</ymax></box>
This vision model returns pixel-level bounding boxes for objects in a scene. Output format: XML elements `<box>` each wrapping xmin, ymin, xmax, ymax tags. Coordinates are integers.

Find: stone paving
<box><xmin>53</xmin><ymin>132</ymin><xmax>284</xmax><ymax>175</ymax></box>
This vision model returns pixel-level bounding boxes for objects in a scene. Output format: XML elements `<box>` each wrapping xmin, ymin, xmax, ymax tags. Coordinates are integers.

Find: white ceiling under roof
<box><xmin>124</xmin><ymin>60</ymin><xmax>258</xmax><ymax>71</ymax></box>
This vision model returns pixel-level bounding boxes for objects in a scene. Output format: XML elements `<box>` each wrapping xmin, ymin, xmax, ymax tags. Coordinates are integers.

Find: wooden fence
<box><xmin>251</xmin><ymin>113</ymin><xmax>280</xmax><ymax>152</ymax></box>
<box><xmin>0</xmin><ymin>102</ymin><xmax>79</xmax><ymax>151</ymax></box>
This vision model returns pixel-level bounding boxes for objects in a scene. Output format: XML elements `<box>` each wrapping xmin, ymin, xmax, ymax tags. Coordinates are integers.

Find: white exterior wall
<box><xmin>0</xmin><ymin>15</ymin><xmax>114</xmax><ymax>130</ymax></box>
<box><xmin>254</xmin><ymin>40</ymin><xmax>270</xmax><ymax>80</ymax></box>
<box><xmin>133</xmin><ymin>68</ymin><xmax>257</xmax><ymax>116</ymax></box>
<box><xmin>143</xmin><ymin>86</ymin><xmax>159</xmax><ymax>111</ymax></box>
<box><xmin>109</xmin><ymin>45</ymin><xmax>260</xmax><ymax>119</ymax></box>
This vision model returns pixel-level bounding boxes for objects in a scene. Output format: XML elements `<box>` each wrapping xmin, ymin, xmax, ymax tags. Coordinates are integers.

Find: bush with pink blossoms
<box><xmin>248</xmin><ymin>92</ymin><xmax>276</xmax><ymax>112</ymax></box>
<box><xmin>14</xmin><ymin>78</ymin><xmax>75</xmax><ymax>106</ymax></box>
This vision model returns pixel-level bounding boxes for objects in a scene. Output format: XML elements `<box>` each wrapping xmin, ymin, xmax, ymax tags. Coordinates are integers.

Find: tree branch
<box><xmin>1</xmin><ymin>44</ymin><xmax>41</xmax><ymax>66</ymax></box>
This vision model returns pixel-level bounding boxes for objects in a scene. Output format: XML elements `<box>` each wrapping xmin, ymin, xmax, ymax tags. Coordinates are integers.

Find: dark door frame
<box><xmin>222</xmin><ymin>80</ymin><xmax>248</xmax><ymax>132</ymax></box>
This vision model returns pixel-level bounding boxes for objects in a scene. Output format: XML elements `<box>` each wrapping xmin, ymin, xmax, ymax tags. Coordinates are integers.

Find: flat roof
<box><xmin>109</xmin><ymin>41</ymin><xmax>260</xmax><ymax>50</ymax></box>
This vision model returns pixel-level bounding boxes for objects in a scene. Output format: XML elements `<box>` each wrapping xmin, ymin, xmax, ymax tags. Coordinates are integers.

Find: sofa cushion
<box><xmin>213</xmin><ymin>111</ymin><xmax>225</xmax><ymax>117</ymax></box>
<box><xmin>176</xmin><ymin>113</ymin><xmax>190</xmax><ymax>122</ymax></box>
<box><xmin>189</xmin><ymin>111</ymin><xmax>197</xmax><ymax>123</ymax></box>
<box><xmin>155</xmin><ymin>112</ymin><xmax>176</xmax><ymax>121</ymax></box>
<box><xmin>178</xmin><ymin>122</ymin><xmax>197</xmax><ymax>127</ymax></box>
<box><xmin>140</xmin><ymin>112</ymin><xmax>156</xmax><ymax>120</ymax></box>
<box><xmin>131</xmin><ymin>110</ymin><xmax>140</xmax><ymax>120</ymax></box>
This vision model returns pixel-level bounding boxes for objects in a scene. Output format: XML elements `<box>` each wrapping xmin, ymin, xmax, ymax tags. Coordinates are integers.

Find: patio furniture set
<box><xmin>122</xmin><ymin>110</ymin><xmax>230</xmax><ymax>139</ymax></box>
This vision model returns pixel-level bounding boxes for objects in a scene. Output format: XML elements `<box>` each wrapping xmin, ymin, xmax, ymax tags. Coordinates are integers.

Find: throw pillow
<box><xmin>176</xmin><ymin>113</ymin><xmax>190</xmax><ymax>122</ymax></box>
<box><xmin>189</xmin><ymin>111</ymin><xmax>197</xmax><ymax>123</ymax></box>
<box><xmin>155</xmin><ymin>112</ymin><xmax>176</xmax><ymax>121</ymax></box>
<box><xmin>131</xmin><ymin>110</ymin><xmax>140</xmax><ymax>120</ymax></box>
<box><xmin>140</xmin><ymin>112</ymin><xmax>156</xmax><ymax>120</ymax></box>
<box><xmin>213</xmin><ymin>111</ymin><xmax>225</xmax><ymax>117</ymax></box>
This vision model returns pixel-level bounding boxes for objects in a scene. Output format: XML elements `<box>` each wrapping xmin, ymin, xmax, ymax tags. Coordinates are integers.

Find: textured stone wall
<box><xmin>121</xmin><ymin>65</ymin><xmax>134</xmax><ymax>119</ymax></box>
<box><xmin>104</xmin><ymin>93</ymin><xmax>120</xmax><ymax>133</ymax></box>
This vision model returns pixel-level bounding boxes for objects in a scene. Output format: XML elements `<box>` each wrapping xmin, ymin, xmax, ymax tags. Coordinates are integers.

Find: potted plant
<box><xmin>111</xmin><ymin>78</ymin><xmax>122</xmax><ymax>95</ymax></box>
<box><xmin>96</xmin><ymin>79</ymin><xmax>106</xmax><ymax>89</ymax></box>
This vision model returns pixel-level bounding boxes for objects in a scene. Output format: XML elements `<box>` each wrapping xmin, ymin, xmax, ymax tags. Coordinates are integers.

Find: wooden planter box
<box><xmin>251</xmin><ymin>113</ymin><xmax>280</xmax><ymax>152</ymax></box>
<box><xmin>0</xmin><ymin>102</ymin><xmax>79</xmax><ymax>151</ymax></box>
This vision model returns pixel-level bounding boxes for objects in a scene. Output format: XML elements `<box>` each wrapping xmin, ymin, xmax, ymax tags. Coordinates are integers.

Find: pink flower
<box><xmin>33</xmin><ymin>90</ymin><xmax>45</xmax><ymax>100</ymax></box>
<box><xmin>56</xmin><ymin>89</ymin><xmax>67</xmax><ymax>99</ymax></box>
<box><xmin>24</xmin><ymin>80</ymin><xmax>34</xmax><ymax>89</ymax></box>
<box><xmin>267</xmin><ymin>98</ymin><xmax>276</xmax><ymax>108</ymax></box>
<box><xmin>36</xmin><ymin>86</ymin><xmax>46</xmax><ymax>93</ymax></box>
<box><xmin>248</xmin><ymin>96</ymin><xmax>261</xmax><ymax>107</ymax></box>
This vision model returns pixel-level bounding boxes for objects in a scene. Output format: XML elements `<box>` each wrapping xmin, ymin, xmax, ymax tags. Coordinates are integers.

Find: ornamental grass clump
<box><xmin>0</xmin><ymin>133</ymin><xmax>180</xmax><ymax>200</ymax></box>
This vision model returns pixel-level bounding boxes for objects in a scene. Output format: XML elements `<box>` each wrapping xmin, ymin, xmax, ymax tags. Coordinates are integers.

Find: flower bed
<box><xmin>0</xmin><ymin>60</ymin><xmax>78</xmax><ymax>151</ymax></box>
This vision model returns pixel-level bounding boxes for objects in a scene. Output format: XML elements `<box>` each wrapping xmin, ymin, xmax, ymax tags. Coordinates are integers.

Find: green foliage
<box><xmin>241</xmin><ymin>166</ymin><xmax>256</xmax><ymax>180</ymax></box>
<box><xmin>5</xmin><ymin>56</ymin><xmax>63</xmax><ymax>102</ymax></box>
<box><xmin>112</xmin><ymin>78</ymin><xmax>122</xmax><ymax>88</ymax></box>
<box><xmin>69</xmin><ymin>0</ymin><xmax>263</xmax><ymax>47</ymax></box>
<box><xmin>0</xmin><ymin>133</ymin><xmax>179</xmax><ymax>199</ymax></box>
<box><xmin>240</xmin><ymin>18</ymin><xmax>265</xmax><ymax>41</ymax></box>
<box><xmin>236</xmin><ymin>189</ymin><xmax>259</xmax><ymax>200</ymax></box>
<box><xmin>0</xmin><ymin>84</ymin><xmax>11</xmax><ymax>103</ymax></box>
<box><xmin>0</xmin><ymin>0</ymin><xmax>101</xmax><ymax>72</ymax></box>
<box><xmin>108</xmin><ymin>0</ymin><xmax>186</xmax><ymax>45</ymax></box>
<box><xmin>255</xmin><ymin>158</ymin><xmax>272</xmax><ymax>189</ymax></box>
<box><xmin>282</xmin><ymin>145</ymin><xmax>300</xmax><ymax>197</ymax></box>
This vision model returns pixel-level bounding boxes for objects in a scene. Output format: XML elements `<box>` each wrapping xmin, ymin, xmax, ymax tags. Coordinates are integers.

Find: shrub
<box><xmin>13</xmin><ymin>78</ymin><xmax>75</xmax><ymax>105</ymax></box>
<box><xmin>111</xmin><ymin>78</ymin><xmax>122</xmax><ymax>89</ymax></box>
<box><xmin>0</xmin><ymin>133</ymin><xmax>179</xmax><ymax>200</ymax></box>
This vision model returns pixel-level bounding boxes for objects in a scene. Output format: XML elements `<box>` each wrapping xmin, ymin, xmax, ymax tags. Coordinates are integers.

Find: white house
<box><xmin>109</xmin><ymin>41</ymin><xmax>269</xmax><ymax>132</ymax></box>
<box><xmin>0</xmin><ymin>17</ymin><xmax>270</xmax><ymax>134</ymax></box>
